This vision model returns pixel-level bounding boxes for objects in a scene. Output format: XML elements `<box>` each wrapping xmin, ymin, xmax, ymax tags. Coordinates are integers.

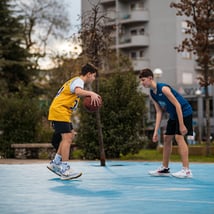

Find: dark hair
<box><xmin>139</xmin><ymin>68</ymin><xmax>153</xmax><ymax>79</ymax></box>
<box><xmin>81</xmin><ymin>63</ymin><xmax>98</xmax><ymax>76</ymax></box>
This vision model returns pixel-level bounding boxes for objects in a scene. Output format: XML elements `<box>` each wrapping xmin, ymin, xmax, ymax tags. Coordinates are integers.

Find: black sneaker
<box><xmin>148</xmin><ymin>166</ymin><xmax>170</xmax><ymax>176</ymax></box>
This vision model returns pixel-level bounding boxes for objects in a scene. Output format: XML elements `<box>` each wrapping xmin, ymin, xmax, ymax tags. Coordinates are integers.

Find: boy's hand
<box><xmin>152</xmin><ymin>133</ymin><xmax>158</xmax><ymax>143</ymax></box>
<box><xmin>180</xmin><ymin>125</ymin><xmax>187</xmax><ymax>136</ymax></box>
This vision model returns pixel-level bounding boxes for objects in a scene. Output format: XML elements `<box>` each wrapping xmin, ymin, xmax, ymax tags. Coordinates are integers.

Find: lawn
<box><xmin>120</xmin><ymin>147</ymin><xmax>214</xmax><ymax>163</ymax></box>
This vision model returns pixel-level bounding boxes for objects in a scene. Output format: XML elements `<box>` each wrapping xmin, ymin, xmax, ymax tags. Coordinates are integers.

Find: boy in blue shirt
<box><xmin>139</xmin><ymin>68</ymin><xmax>193</xmax><ymax>178</ymax></box>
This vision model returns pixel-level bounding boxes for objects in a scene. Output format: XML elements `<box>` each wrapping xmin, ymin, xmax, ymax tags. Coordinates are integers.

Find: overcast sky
<box><xmin>39</xmin><ymin>0</ymin><xmax>81</xmax><ymax>69</ymax></box>
<box><xmin>64</xmin><ymin>0</ymin><xmax>81</xmax><ymax>35</ymax></box>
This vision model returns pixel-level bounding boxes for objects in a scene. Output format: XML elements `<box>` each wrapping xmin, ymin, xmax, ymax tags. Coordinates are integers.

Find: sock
<box><xmin>53</xmin><ymin>154</ymin><xmax>62</xmax><ymax>164</ymax></box>
<box><xmin>183</xmin><ymin>167</ymin><xmax>189</xmax><ymax>171</ymax></box>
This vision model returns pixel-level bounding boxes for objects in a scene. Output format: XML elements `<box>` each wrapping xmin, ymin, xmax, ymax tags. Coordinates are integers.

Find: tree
<box><xmin>0</xmin><ymin>93</ymin><xmax>42</xmax><ymax>158</ymax></box>
<box><xmin>14</xmin><ymin>0</ymin><xmax>71</xmax><ymax>68</ymax></box>
<box><xmin>78</xmin><ymin>1</ymin><xmax>114</xmax><ymax>166</ymax></box>
<box><xmin>170</xmin><ymin>0</ymin><xmax>214</xmax><ymax>155</ymax></box>
<box><xmin>0</xmin><ymin>0</ymin><xmax>32</xmax><ymax>93</ymax></box>
<box><xmin>76</xmin><ymin>71</ymin><xmax>147</xmax><ymax>159</ymax></box>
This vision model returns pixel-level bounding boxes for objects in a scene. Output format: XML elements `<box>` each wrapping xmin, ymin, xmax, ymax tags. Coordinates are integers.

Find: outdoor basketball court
<box><xmin>0</xmin><ymin>161</ymin><xmax>213</xmax><ymax>214</ymax></box>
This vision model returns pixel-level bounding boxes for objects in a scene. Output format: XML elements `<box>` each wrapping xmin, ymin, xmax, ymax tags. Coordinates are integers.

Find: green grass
<box><xmin>120</xmin><ymin>149</ymin><xmax>214</xmax><ymax>163</ymax></box>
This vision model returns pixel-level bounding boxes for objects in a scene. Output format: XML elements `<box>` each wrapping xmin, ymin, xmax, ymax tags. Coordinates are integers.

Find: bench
<box><xmin>11</xmin><ymin>143</ymin><xmax>55</xmax><ymax>159</ymax></box>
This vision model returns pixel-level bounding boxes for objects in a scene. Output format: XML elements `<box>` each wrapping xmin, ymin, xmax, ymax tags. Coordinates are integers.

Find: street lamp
<box><xmin>153</xmin><ymin>68</ymin><xmax>163</xmax><ymax>80</ymax></box>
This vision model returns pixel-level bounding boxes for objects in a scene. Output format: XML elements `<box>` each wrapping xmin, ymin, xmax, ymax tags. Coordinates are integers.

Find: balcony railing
<box><xmin>120</xmin><ymin>10</ymin><xmax>149</xmax><ymax>23</ymax></box>
<box><xmin>117</xmin><ymin>35</ymin><xmax>149</xmax><ymax>48</ymax></box>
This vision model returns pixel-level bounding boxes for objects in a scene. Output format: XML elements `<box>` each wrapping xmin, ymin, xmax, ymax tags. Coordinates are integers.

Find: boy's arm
<box><xmin>75</xmin><ymin>87</ymin><xmax>101</xmax><ymax>106</ymax></box>
<box><xmin>151</xmin><ymin>97</ymin><xmax>162</xmax><ymax>142</ymax></box>
<box><xmin>162</xmin><ymin>86</ymin><xmax>187</xmax><ymax>135</ymax></box>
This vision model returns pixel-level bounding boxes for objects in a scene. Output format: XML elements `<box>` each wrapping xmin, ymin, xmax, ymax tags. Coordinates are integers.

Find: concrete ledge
<box><xmin>11</xmin><ymin>143</ymin><xmax>55</xmax><ymax>159</ymax></box>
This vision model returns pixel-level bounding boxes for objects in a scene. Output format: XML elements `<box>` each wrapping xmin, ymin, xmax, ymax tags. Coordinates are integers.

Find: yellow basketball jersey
<box><xmin>48</xmin><ymin>77</ymin><xmax>83</xmax><ymax>122</ymax></box>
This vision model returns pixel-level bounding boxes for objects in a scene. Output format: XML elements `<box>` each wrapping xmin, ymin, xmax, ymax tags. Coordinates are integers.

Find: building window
<box><xmin>130</xmin><ymin>52</ymin><xmax>137</xmax><ymax>59</ymax></box>
<box><xmin>130</xmin><ymin>2</ymin><xmax>144</xmax><ymax>10</ymax></box>
<box><xmin>139</xmin><ymin>50</ymin><xmax>144</xmax><ymax>58</ymax></box>
<box><xmin>181</xmin><ymin>50</ymin><xmax>191</xmax><ymax>59</ymax></box>
<box><xmin>130</xmin><ymin>29</ymin><xmax>137</xmax><ymax>36</ymax></box>
<box><xmin>139</xmin><ymin>28</ymin><xmax>145</xmax><ymax>35</ymax></box>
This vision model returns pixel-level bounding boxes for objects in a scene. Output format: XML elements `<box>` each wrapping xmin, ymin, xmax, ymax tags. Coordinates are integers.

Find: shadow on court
<box><xmin>0</xmin><ymin>161</ymin><xmax>213</xmax><ymax>214</ymax></box>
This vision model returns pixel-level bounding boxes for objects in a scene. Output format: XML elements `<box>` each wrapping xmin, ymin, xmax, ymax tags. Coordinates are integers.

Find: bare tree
<box><xmin>79</xmin><ymin>1</ymin><xmax>114</xmax><ymax>166</ymax></box>
<box><xmin>14</xmin><ymin>0</ymin><xmax>71</xmax><ymax>68</ymax></box>
<box><xmin>170</xmin><ymin>0</ymin><xmax>214</xmax><ymax>155</ymax></box>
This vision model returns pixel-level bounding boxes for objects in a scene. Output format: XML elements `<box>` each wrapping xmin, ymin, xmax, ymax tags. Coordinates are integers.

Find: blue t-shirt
<box><xmin>150</xmin><ymin>83</ymin><xmax>192</xmax><ymax>120</ymax></box>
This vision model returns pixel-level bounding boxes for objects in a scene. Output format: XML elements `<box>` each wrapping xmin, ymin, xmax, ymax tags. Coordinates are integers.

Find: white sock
<box><xmin>53</xmin><ymin>154</ymin><xmax>62</xmax><ymax>164</ymax></box>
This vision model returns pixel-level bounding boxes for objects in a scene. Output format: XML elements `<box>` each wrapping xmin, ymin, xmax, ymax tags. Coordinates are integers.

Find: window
<box><xmin>130</xmin><ymin>29</ymin><xmax>137</xmax><ymax>36</ymax></box>
<box><xmin>181</xmin><ymin>50</ymin><xmax>191</xmax><ymax>59</ymax></box>
<box><xmin>130</xmin><ymin>2</ymin><xmax>144</xmax><ymax>10</ymax></box>
<box><xmin>139</xmin><ymin>28</ymin><xmax>145</xmax><ymax>35</ymax></box>
<box><xmin>130</xmin><ymin>52</ymin><xmax>137</xmax><ymax>59</ymax></box>
<box><xmin>139</xmin><ymin>50</ymin><xmax>144</xmax><ymax>58</ymax></box>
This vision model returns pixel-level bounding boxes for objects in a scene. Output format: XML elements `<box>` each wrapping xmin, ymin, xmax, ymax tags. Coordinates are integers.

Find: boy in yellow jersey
<box><xmin>47</xmin><ymin>63</ymin><xmax>101</xmax><ymax>180</ymax></box>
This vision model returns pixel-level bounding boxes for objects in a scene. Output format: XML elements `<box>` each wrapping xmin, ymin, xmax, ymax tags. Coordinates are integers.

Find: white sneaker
<box><xmin>148</xmin><ymin>166</ymin><xmax>170</xmax><ymax>176</ymax></box>
<box><xmin>47</xmin><ymin>160</ymin><xmax>62</xmax><ymax>176</ymax></box>
<box><xmin>60</xmin><ymin>163</ymin><xmax>82</xmax><ymax>180</ymax></box>
<box><xmin>60</xmin><ymin>171</ymin><xmax>82</xmax><ymax>180</ymax></box>
<box><xmin>172</xmin><ymin>168</ymin><xmax>193</xmax><ymax>178</ymax></box>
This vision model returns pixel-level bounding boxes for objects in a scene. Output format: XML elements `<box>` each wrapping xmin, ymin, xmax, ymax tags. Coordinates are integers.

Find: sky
<box><xmin>64</xmin><ymin>0</ymin><xmax>81</xmax><ymax>35</ymax></box>
<box><xmin>39</xmin><ymin>0</ymin><xmax>82</xmax><ymax>69</ymax></box>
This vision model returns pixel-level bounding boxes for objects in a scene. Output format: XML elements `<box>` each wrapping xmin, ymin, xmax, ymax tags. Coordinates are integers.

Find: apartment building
<box><xmin>81</xmin><ymin>0</ymin><xmax>214</xmax><ymax>138</ymax></box>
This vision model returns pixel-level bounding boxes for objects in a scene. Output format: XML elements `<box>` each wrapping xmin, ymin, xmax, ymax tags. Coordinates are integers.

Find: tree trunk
<box><xmin>95</xmin><ymin>78</ymin><xmax>106</xmax><ymax>166</ymax></box>
<box><xmin>96</xmin><ymin>110</ymin><xmax>106</xmax><ymax>166</ymax></box>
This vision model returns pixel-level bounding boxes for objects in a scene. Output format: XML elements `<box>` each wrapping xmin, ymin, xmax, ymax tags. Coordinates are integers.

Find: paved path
<box><xmin>0</xmin><ymin>161</ymin><xmax>214</xmax><ymax>214</ymax></box>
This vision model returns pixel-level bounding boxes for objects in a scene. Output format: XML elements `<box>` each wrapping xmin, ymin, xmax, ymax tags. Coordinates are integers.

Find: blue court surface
<box><xmin>0</xmin><ymin>161</ymin><xmax>214</xmax><ymax>214</ymax></box>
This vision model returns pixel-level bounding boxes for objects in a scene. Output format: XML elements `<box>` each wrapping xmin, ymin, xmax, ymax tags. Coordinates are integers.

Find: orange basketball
<box><xmin>83</xmin><ymin>96</ymin><xmax>102</xmax><ymax>112</ymax></box>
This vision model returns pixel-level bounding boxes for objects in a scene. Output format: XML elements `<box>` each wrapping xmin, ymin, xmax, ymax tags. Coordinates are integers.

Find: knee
<box><xmin>175</xmin><ymin>135</ymin><xmax>183</xmax><ymax>143</ymax></box>
<box><xmin>62</xmin><ymin>133</ymin><xmax>73</xmax><ymax>144</ymax></box>
<box><xmin>164</xmin><ymin>135</ymin><xmax>173</xmax><ymax>144</ymax></box>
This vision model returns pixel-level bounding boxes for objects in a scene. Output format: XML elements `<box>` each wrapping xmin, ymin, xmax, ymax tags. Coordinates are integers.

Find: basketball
<box><xmin>83</xmin><ymin>96</ymin><xmax>102</xmax><ymax>112</ymax></box>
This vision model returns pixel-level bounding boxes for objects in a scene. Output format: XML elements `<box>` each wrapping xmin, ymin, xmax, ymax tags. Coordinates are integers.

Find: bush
<box><xmin>76</xmin><ymin>71</ymin><xmax>148</xmax><ymax>159</ymax></box>
<box><xmin>0</xmin><ymin>95</ymin><xmax>42</xmax><ymax>157</ymax></box>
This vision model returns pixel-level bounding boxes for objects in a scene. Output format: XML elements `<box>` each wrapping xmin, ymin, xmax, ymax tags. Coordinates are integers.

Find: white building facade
<box><xmin>81</xmin><ymin>0</ymin><xmax>214</xmax><ymax>139</ymax></box>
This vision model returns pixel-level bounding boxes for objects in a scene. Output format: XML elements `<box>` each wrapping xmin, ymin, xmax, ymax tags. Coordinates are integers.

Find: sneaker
<box><xmin>47</xmin><ymin>160</ymin><xmax>62</xmax><ymax>176</ymax></box>
<box><xmin>60</xmin><ymin>171</ymin><xmax>82</xmax><ymax>180</ymax></box>
<box><xmin>60</xmin><ymin>164</ymin><xmax>82</xmax><ymax>180</ymax></box>
<box><xmin>172</xmin><ymin>168</ymin><xmax>193</xmax><ymax>178</ymax></box>
<box><xmin>148</xmin><ymin>166</ymin><xmax>170</xmax><ymax>176</ymax></box>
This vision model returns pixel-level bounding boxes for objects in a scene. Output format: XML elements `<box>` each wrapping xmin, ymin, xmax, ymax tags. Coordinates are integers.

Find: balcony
<box><xmin>117</xmin><ymin>35</ymin><xmax>149</xmax><ymax>49</ymax></box>
<box><xmin>120</xmin><ymin>10</ymin><xmax>149</xmax><ymax>24</ymax></box>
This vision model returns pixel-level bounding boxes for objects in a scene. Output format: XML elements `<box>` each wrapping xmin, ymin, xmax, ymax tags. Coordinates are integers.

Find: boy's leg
<box><xmin>172</xmin><ymin>115</ymin><xmax>193</xmax><ymax>178</ymax></box>
<box><xmin>163</xmin><ymin>118</ymin><xmax>176</xmax><ymax>168</ymax></box>
<box><xmin>57</xmin><ymin>131</ymin><xmax>75</xmax><ymax>161</ymax></box>
<box><xmin>175</xmin><ymin>134</ymin><xmax>189</xmax><ymax>168</ymax></box>
<box><xmin>162</xmin><ymin>135</ymin><xmax>174</xmax><ymax>168</ymax></box>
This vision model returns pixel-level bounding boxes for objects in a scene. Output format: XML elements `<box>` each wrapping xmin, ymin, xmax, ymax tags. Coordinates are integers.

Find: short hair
<box><xmin>81</xmin><ymin>63</ymin><xmax>98</xmax><ymax>76</ymax></box>
<box><xmin>139</xmin><ymin>68</ymin><xmax>153</xmax><ymax>79</ymax></box>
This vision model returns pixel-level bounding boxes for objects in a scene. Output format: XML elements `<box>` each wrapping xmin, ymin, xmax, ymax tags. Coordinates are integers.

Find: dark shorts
<box><xmin>165</xmin><ymin>114</ymin><xmax>193</xmax><ymax>136</ymax></box>
<box><xmin>51</xmin><ymin>121</ymin><xmax>73</xmax><ymax>150</ymax></box>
